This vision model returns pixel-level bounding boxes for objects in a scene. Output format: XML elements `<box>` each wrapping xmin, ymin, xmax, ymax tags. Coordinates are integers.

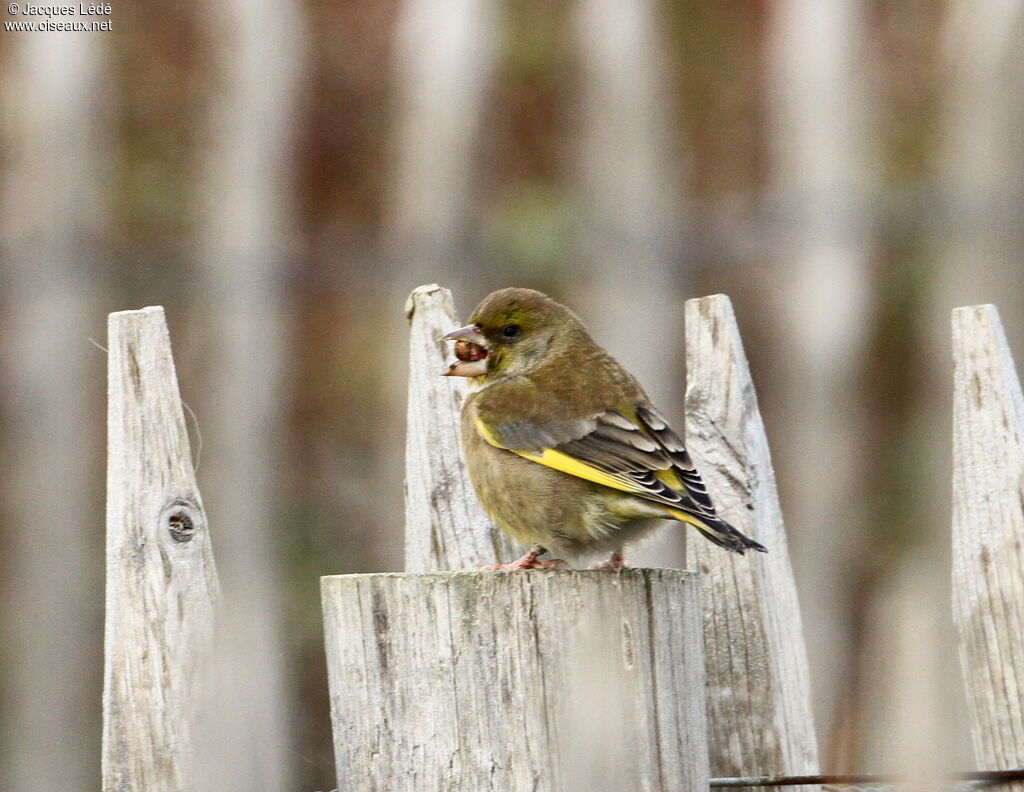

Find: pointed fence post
<box><xmin>321</xmin><ymin>285</ymin><xmax>709</xmax><ymax>791</ymax></box>
<box><xmin>951</xmin><ymin>304</ymin><xmax>1024</xmax><ymax>785</ymax></box>
<box><xmin>102</xmin><ymin>307</ymin><xmax>219</xmax><ymax>792</ymax></box>
<box><xmin>684</xmin><ymin>294</ymin><xmax>820</xmax><ymax>788</ymax></box>
<box><xmin>404</xmin><ymin>283</ymin><xmax>518</xmax><ymax>571</ymax></box>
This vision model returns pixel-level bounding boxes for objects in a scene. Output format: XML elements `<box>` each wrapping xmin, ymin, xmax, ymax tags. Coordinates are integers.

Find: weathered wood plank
<box><xmin>404</xmin><ymin>284</ymin><xmax>518</xmax><ymax>571</ymax></box>
<box><xmin>102</xmin><ymin>307</ymin><xmax>219</xmax><ymax>792</ymax></box>
<box><xmin>322</xmin><ymin>568</ymin><xmax>707</xmax><ymax>792</ymax></box>
<box><xmin>684</xmin><ymin>294</ymin><xmax>820</xmax><ymax>787</ymax></box>
<box><xmin>951</xmin><ymin>304</ymin><xmax>1024</xmax><ymax>783</ymax></box>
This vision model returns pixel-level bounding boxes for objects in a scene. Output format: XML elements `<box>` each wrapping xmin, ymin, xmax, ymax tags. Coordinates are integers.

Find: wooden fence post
<box><xmin>684</xmin><ymin>294</ymin><xmax>820</xmax><ymax>787</ymax></box>
<box><xmin>322</xmin><ymin>285</ymin><xmax>709</xmax><ymax>791</ymax></box>
<box><xmin>951</xmin><ymin>304</ymin><xmax>1024</xmax><ymax>785</ymax></box>
<box><xmin>404</xmin><ymin>284</ymin><xmax>518</xmax><ymax>571</ymax></box>
<box><xmin>323</xmin><ymin>569</ymin><xmax>706</xmax><ymax>792</ymax></box>
<box><xmin>102</xmin><ymin>307</ymin><xmax>219</xmax><ymax>792</ymax></box>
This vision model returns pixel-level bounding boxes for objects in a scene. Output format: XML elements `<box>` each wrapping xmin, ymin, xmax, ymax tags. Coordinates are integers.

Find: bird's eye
<box><xmin>501</xmin><ymin>323</ymin><xmax>522</xmax><ymax>339</ymax></box>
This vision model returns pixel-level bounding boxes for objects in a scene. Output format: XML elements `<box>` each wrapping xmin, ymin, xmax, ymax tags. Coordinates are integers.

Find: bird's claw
<box><xmin>480</xmin><ymin>550</ymin><xmax>567</xmax><ymax>571</ymax></box>
<box><xmin>589</xmin><ymin>552</ymin><xmax>629</xmax><ymax>570</ymax></box>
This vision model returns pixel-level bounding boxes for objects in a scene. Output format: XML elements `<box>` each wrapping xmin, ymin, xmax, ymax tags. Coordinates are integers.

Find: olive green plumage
<box><xmin>449</xmin><ymin>287</ymin><xmax>765</xmax><ymax>562</ymax></box>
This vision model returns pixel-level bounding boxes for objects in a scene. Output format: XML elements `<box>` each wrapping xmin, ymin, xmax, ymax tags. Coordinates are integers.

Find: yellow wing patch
<box><xmin>475</xmin><ymin>415</ymin><xmax>686</xmax><ymax>505</ymax></box>
<box><xmin>476</xmin><ymin>415</ymin><xmax>639</xmax><ymax>493</ymax></box>
<box><xmin>515</xmin><ymin>447</ymin><xmax>632</xmax><ymax>493</ymax></box>
<box><xmin>514</xmin><ymin>450</ymin><xmax>723</xmax><ymax>539</ymax></box>
<box><xmin>655</xmin><ymin>468</ymin><xmax>684</xmax><ymax>490</ymax></box>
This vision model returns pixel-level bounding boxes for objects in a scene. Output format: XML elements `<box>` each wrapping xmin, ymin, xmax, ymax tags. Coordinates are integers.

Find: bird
<box><xmin>443</xmin><ymin>287</ymin><xmax>765</xmax><ymax>570</ymax></box>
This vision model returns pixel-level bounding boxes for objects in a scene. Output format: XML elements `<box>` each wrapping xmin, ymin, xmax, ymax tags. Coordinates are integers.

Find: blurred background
<box><xmin>2</xmin><ymin>0</ymin><xmax>1023</xmax><ymax>789</ymax></box>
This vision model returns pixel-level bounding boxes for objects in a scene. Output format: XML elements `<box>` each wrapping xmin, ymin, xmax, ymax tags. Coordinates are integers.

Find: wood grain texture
<box><xmin>322</xmin><ymin>568</ymin><xmax>707</xmax><ymax>792</ymax></box>
<box><xmin>684</xmin><ymin>294</ymin><xmax>820</xmax><ymax>786</ymax></box>
<box><xmin>103</xmin><ymin>307</ymin><xmax>220</xmax><ymax>792</ymax></box>
<box><xmin>404</xmin><ymin>284</ymin><xmax>518</xmax><ymax>571</ymax></box>
<box><xmin>951</xmin><ymin>304</ymin><xmax>1024</xmax><ymax>782</ymax></box>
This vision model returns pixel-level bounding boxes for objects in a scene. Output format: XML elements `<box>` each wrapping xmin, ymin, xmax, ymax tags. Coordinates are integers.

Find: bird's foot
<box><xmin>481</xmin><ymin>549</ymin><xmax>567</xmax><ymax>571</ymax></box>
<box><xmin>590</xmin><ymin>551</ymin><xmax>629</xmax><ymax>570</ymax></box>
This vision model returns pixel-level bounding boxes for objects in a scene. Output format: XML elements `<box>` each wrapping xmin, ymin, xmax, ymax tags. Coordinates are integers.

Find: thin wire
<box><xmin>710</xmin><ymin>768</ymin><xmax>1024</xmax><ymax>788</ymax></box>
<box><xmin>88</xmin><ymin>336</ymin><xmax>204</xmax><ymax>474</ymax></box>
<box><xmin>180</xmin><ymin>398</ymin><xmax>203</xmax><ymax>474</ymax></box>
<box><xmin>320</xmin><ymin>769</ymin><xmax>1024</xmax><ymax>792</ymax></box>
<box><xmin>712</xmin><ymin>775</ymin><xmax>898</xmax><ymax>788</ymax></box>
<box><xmin>822</xmin><ymin>787</ymin><xmax>895</xmax><ymax>792</ymax></box>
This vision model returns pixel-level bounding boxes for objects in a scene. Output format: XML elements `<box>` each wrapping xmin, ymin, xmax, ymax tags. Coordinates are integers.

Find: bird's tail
<box><xmin>670</xmin><ymin>509</ymin><xmax>767</xmax><ymax>554</ymax></box>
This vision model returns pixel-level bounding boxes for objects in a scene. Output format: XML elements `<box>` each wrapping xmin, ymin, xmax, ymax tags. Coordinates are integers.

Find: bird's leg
<box><xmin>480</xmin><ymin>545</ymin><xmax>567</xmax><ymax>571</ymax></box>
<box><xmin>590</xmin><ymin>551</ymin><xmax>629</xmax><ymax>570</ymax></box>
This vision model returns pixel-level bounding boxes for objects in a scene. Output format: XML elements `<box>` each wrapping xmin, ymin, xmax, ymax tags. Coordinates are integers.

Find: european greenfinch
<box><xmin>444</xmin><ymin>287</ymin><xmax>765</xmax><ymax>569</ymax></box>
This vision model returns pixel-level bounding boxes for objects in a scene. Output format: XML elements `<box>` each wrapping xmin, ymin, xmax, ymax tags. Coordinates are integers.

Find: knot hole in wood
<box><xmin>160</xmin><ymin>498</ymin><xmax>204</xmax><ymax>543</ymax></box>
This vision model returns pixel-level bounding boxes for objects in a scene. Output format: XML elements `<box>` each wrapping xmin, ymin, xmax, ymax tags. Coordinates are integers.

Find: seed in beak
<box><xmin>454</xmin><ymin>340</ymin><xmax>487</xmax><ymax>362</ymax></box>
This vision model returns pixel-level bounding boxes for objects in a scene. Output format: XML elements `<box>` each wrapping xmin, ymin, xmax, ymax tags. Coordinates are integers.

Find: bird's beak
<box><xmin>444</xmin><ymin>359</ymin><xmax>487</xmax><ymax>377</ymax></box>
<box><xmin>442</xmin><ymin>324</ymin><xmax>486</xmax><ymax>345</ymax></box>
<box><xmin>442</xmin><ymin>324</ymin><xmax>489</xmax><ymax>377</ymax></box>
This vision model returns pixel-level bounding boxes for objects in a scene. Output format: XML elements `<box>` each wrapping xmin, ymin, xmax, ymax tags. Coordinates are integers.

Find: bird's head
<box><xmin>443</xmin><ymin>288</ymin><xmax>586</xmax><ymax>380</ymax></box>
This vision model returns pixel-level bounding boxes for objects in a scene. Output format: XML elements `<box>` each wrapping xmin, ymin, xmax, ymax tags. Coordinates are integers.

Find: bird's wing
<box><xmin>633</xmin><ymin>405</ymin><xmax>719</xmax><ymax>517</ymax></box>
<box><xmin>476</xmin><ymin>405</ymin><xmax>718</xmax><ymax>517</ymax></box>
